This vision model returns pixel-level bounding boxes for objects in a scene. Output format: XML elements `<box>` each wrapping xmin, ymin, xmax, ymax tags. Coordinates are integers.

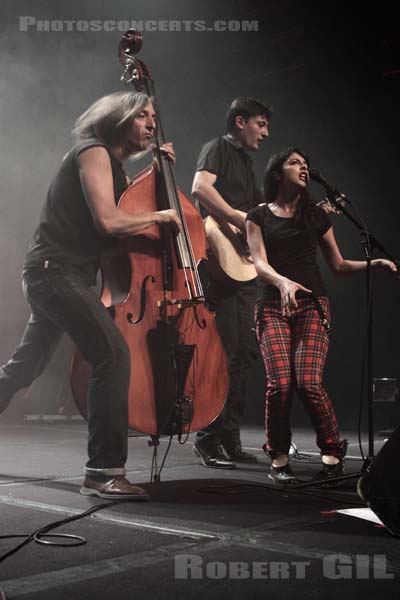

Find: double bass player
<box><xmin>0</xmin><ymin>91</ymin><xmax>179</xmax><ymax>499</ymax></box>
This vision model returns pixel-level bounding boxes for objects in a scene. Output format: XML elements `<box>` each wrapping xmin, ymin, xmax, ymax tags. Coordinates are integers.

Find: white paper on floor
<box><xmin>336</xmin><ymin>507</ymin><xmax>383</xmax><ymax>526</ymax></box>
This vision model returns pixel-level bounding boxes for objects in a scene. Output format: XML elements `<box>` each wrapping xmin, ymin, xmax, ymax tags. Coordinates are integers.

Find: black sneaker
<box><xmin>193</xmin><ymin>440</ymin><xmax>236</xmax><ymax>469</ymax></box>
<box><xmin>312</xmin><ymin>461</ymin><xmax>345</xmax><ymax>488</ymax></box>
<box><xmin>226</xmin><ymin>447</ymin><xmax>258</xmax><ymax>462</ymax></box>
<box><xmin>221</xmin><ymin>441</ymin><xmax>257</xmax><ymax>462</ymax></box>
<box><xmin>268</xmin><ymin>464</ymin><xmax>297</xmax><ymax>485</ymax></box>
<box><xmin>220</xmin><ymin>436</ymin><xmax>258</xmax><ymax>462</ymax></box>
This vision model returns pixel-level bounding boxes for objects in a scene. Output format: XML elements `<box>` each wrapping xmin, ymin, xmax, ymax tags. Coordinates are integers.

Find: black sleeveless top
<box><xmin>24</xmin><ymin>139</ymin><xmax>128</xmax><ymax>285</ymax></box>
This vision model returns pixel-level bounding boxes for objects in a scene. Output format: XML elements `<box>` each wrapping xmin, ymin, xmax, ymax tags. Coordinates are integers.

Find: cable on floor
<box><xmin>0</xmin><ymin>498</ymin><xmax>134</xmax><ymax>564</ymax></box>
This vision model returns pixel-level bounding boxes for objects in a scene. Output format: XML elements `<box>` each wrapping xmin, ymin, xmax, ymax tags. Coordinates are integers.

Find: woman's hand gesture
<box><xmin>277</xmin><ymin>278</ymin><xmax>312</xmax><ymax>316</ymax></box>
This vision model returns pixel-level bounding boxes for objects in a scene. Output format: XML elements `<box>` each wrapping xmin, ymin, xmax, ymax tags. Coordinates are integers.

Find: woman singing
<box><xmin>246</xmin><ymin>147</ymin><xmax>396</xmax><ymax>485</ymax></box>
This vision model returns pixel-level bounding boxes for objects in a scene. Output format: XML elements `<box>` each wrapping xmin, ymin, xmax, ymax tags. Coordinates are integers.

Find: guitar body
<box><xmin>204</xmin><ymin>210</ymin><xmax>257</xmax><ymax>286</ymax></box>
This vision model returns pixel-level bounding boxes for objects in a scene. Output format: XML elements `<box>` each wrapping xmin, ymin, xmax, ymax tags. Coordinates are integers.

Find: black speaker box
<box><xmin>358</xmin><ymin>425</ymin><xmax>400</xmax><ymax>536</ymax></box>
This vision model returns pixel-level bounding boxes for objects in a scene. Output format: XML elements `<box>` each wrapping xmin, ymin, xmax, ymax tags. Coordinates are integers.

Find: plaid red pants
<box><xmin>255</xmin><ymin>296</ymin><xmax>345</xmax><ymax>458</ymax></box>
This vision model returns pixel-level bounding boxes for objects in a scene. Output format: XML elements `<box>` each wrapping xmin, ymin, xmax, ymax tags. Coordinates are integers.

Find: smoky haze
<box><xmin>0</xmin><ymin>0</ymin><xmax>399</xmax><ymax>427</ymax></box>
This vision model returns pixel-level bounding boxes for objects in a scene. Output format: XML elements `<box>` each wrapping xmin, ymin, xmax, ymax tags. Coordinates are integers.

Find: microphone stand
<box><xmin>295</xmin><ymin>191</ymin><xmax>399</xmax><ymax>490</ymax></box>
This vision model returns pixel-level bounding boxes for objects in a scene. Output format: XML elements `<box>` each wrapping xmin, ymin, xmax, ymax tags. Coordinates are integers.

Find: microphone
<box><xmin>309</xmin><ymin>169</ymin><xmax>346</xmax><ymax>206</ymax></box>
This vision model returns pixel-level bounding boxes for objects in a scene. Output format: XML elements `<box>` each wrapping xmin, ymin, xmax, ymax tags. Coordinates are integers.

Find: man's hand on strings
<box><xmin>155</xmin><ymin>142</ymin><xmax>176</xmax><ymax>164</ymax></box>
<box><xmin>157</xmin><ymin>208</ymin><xmax>181</xmax><ymax>234</ymax></box>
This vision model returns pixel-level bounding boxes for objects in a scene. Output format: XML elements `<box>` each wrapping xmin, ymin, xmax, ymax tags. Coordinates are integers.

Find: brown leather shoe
<box><xmin>80</xmin><ymin>475</ymin><xmax>149</xmax><ymax>500</ymax></box>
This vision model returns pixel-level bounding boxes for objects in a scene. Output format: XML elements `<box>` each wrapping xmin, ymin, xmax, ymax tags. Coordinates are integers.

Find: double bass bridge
<box><xmin>157</xmin><ymin>296</ymin><xmax>204</xmax><ymax>310</ymax></box>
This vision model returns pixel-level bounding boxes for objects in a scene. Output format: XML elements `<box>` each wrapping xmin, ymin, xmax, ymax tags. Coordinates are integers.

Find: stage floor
<box><xmin>0</xmin><ymin>418</ymin><xmax>399</xmax><ymax>599</ymax></box>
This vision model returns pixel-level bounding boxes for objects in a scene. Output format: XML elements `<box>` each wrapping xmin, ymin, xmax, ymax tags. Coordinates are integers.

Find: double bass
<box><xmin>70</xmin><ymin>31</ymin><xmax>228</xmax><ymax>461</ymax></box>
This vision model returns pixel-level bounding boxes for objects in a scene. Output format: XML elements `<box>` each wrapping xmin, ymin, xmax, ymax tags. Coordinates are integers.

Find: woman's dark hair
<box><xmin>263</xmin><ymin>146</ymin><xmax>319</xmax><ymax>232</ymax></box>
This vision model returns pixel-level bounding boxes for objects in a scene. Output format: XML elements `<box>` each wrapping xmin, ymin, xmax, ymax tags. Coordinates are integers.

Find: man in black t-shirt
<box><xmin>192</xmin><ymin>97</ymin><xmax>271</xmax><ymax>468</ymax></box>
<box><xmin>0</xmin><ymin>91</ymin><xmax>180</xmax><ymax>499</ymax></box>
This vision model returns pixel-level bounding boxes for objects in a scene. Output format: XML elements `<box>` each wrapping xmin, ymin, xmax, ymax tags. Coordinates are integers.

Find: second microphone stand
<box><xmin>295</xmin><ymin>189</ymin><xmax>399</xmax><ymax>489</ymax></box>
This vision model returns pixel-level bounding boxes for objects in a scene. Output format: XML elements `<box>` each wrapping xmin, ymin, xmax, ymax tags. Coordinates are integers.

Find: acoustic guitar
<box><xmin>204</xmin><ymin>210</ymin><xmax>257</xmax><ymax>286</ymax></box>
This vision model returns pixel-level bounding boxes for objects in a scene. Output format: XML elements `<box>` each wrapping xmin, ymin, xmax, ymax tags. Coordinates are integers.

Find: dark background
<box><xmin>0</xmin><ymin>0</ymin><xmax>399</xmax><ymax>430</ymax></box>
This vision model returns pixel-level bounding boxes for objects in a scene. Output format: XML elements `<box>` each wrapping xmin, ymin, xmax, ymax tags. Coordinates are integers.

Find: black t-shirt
<box><xmin>246</xmin><ymin>203</ymin><xmax>332</xmax><ymax>302</ymax></box>
<box><xmin>196</xmin><ymin>135</ymin><xmax>261</xmax><ymax>215</ymax></box>
<box><xmin>24</xmin><ymin>139</ymin><xmax>128</xmax><ymax>285</ymax></box>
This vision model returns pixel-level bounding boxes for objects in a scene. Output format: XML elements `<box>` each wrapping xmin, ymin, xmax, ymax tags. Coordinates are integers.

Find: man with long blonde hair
<box><xmin>0</xmin><ymin>91</ymin><xmax>179</xmax><ymax>499</ymax></box>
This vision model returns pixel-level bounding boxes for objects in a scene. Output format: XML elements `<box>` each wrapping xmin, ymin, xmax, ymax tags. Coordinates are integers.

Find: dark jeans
<box><xmin>0</xmin><ymin>265</ymin><xmax>130</xmax><ymax>475</ymax></box>
<box><xmin>196</xmin><ymin>277</ymin><xmax>259</xmax><ymax>447</ymax></box>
